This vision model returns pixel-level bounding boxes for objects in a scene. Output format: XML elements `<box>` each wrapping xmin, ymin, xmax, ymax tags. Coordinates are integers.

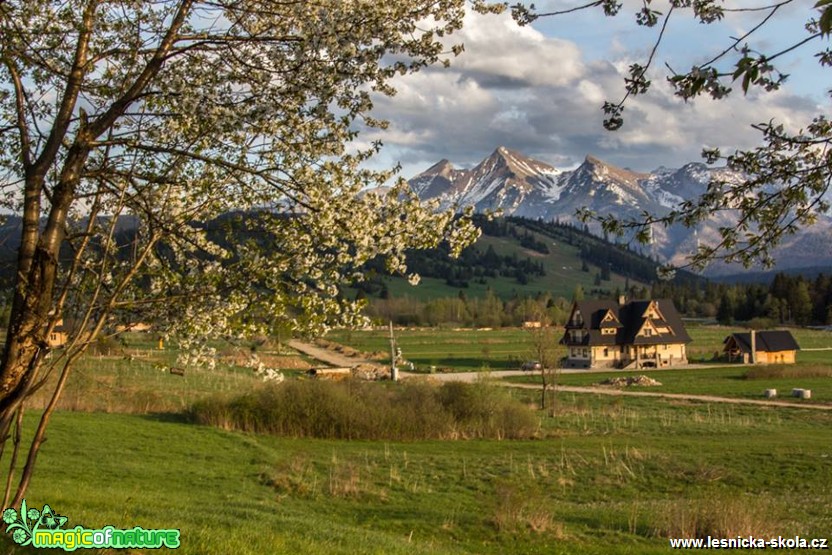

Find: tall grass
<box><xmin>652</xmin><ymin>494</ymin><xmax>777</xmax><ymax>539</ymax></box>
<box><xmin>188</xmin><ymin>379</ymin><xmax>539</xmax><ymax>440</ymax></box>
<box><xmin>742</xmin><ymin>364</ymin><xmax>832</xmax><ymax>380</ymax></box>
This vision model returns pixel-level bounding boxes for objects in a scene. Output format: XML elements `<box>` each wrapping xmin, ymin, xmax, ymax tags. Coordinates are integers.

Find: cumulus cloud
<box><xmin>448</xmin><ymin>13</ymin><xmax>585</xmax><ymax>88</ymax></box>
<box><xmin>362</xmin><ymin>7</ymin><xmax>824</xmax><ymax>177</ymax></box>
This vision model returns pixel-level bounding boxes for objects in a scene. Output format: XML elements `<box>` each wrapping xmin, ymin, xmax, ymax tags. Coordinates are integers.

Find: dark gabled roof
<box><xmin>725</xmin><ymin>331</ymin><xmax>800</xmax><ymax>353</ymax></box>
<box><xmin>563</xmin><ymin>299</ymin><xmax>690</xmax><ymax>346</ymax></box>
<box><xmin>617</xmin><ymin>299</ymin><xmax>691</xmax><ymax>345</ymax></box>
<box><xmin>567</xmin><ymin>300</ymin><xmax>619</xmax><ymax>329</ymax></box>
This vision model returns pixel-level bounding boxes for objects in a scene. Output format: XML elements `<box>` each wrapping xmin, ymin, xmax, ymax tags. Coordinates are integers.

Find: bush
<box><xmin>188</xmin><ymin>379</ymin><xmax>539</xmax><ymax>440</ymax></box>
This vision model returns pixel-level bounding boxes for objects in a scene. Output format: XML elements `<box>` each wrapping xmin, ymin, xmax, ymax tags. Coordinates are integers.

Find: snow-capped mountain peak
<box><xmin>407</xmin><ymin>147</ymin><xmax>832</xmax><ymax>273</ymax></box>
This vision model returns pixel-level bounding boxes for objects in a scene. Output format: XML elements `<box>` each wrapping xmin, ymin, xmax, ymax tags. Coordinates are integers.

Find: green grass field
<box><xmin>26</xmin><ymin>333</ymin><xmax>268</xmax><ymax>413</ymax></box>
<box><xmin>328</xmin><ymin>324</ymin><xmax>832</xmax><ymax>374</ymax></box>
<box><xmin>328</xmin><ymin>328</ymin><xmax>536</xmax><ymax>371</ymax></box>
<box><xmin>508</xmin><ymin>365</ymin><xmax>832</xmax><ymax>404</ymax></box>
<box><xmin>2</xmin><ymin>392</ymin><xmax>831</xmax><ymax>555</ymax></box>
<box><xmin>0</xmin><ymin>324</ymin><xmax>830</xmax><ymax>554</ymax></box>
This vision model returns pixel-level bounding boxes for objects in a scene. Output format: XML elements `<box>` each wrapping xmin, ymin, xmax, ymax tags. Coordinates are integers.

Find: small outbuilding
<box><xmin>46</xmin><ymin>319</ymin><xmax>69</xmax><ymax>349</ymax></box>
<box><xmin>723</xmin><ymin>330</ymin><xmax>800</xmax><ymax>364</ymax></box>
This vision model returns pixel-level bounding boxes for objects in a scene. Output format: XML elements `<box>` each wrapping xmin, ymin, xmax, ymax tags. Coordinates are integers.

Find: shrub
<box><xmin>491</xmin><ymin>481</ymin><xmax>562</xmax><ymax>535</ymax></box>
<box><xmin>188</xmin><ymin>379</ymin><xmax>539</xmax><ymax>440</ymax></box>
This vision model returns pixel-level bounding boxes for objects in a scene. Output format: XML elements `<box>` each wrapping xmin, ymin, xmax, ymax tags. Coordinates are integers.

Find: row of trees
<box><xmin>366</xmin><ymin>271</ymin><xmax>832</xmax><ymax>329</ymax></box>
<box><xmin>652</xmin><ymin>273</ymin><xmax>832</xmax><ymax>326</ymax></box>
<box><xmin>367</xmin><ymin>291</ymin><xmax>573</xmax><ymax>328</ymax></box>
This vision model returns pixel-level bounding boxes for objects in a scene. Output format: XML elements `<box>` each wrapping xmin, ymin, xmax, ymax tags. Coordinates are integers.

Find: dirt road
<box><xmin>289</xmin><ymin>340</ymin><xmax>831</xmax><ymax>411</ymax></box>
<box><xmin>287</xmin><ymin>339</ymin><xmax>362</xmax><ymax>367</ymax></box>
<box><xmin>509</xmin><ymin>383</ymin><xmax>832</xmax><ymax>411</ymax></box>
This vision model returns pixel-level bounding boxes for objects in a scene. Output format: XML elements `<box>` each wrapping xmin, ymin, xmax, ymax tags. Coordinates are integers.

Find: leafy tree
<box><xmin>509</xmin><ymin>0</ymin><xmax>832</xmax><ymax>273</ymax></box>
<box><xmin>789</xmin><ymin>280</ymin><xmax>813</xmax><ymax>325</ymax></box>
<box><xmin>526</xmin><ymin>317</ymin><xmax>562</xmax><ymax>415</ymax></box>
<box><xmin>717</xmin><ymin>292</ymin><xmax>736</xmax><ymax>326</ymax></box>
<box><xmin>0</xmin><ymin>0</ymin><xmax>480</xmax><ymax>506</ymax></box>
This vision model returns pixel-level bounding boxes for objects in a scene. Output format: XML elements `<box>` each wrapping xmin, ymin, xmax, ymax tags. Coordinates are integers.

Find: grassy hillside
<box><xmin>380</xmin><ymin>241</ymin><xmax>607</xmax><ymax>302</ymax></box>
<box><xmin>368</xmin><ymin>218</ymin><xmax>655</xmax><ymax>302</ymax></box>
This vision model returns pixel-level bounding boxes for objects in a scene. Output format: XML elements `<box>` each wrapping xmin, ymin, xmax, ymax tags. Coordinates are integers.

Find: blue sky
<box><xmin>362</xmin><ymin>1</ymin><xmax>828</xmax><ymax>179</ymax></box>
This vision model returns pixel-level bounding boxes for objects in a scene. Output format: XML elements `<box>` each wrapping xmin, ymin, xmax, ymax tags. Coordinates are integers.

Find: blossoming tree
<box><xmin>0</xmin><ymin>0</ymin><xmax>485</xmax><ymax>505</ymax></box>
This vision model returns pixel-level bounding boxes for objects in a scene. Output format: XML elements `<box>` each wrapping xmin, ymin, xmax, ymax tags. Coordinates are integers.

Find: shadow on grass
<box><xmin>141</xmin><ymin>411</ymin><xmax>191</xmax><ymax>424</ymax></box>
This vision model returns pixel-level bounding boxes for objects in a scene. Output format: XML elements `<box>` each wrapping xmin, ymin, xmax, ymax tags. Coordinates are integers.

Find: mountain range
<box><xmin>408</xmin><ymin>146</ymin><xmax>832</xmax><ymax>276</ymax></box>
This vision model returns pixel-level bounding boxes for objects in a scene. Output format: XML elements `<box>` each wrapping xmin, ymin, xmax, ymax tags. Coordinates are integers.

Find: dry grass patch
<box><xmin>652</xmin><ymin>494</ymin><xmax>777</xmax><ymax>539</ymax></box>
<box><xmin>491</xmin><ymin>482</ymin><xmax>564</xmax><ymax>536</ymax></box>
<box><xmin>742</xmin><ymin>364</ymin><xmax>832</xmax><ymax>380</ymax></box>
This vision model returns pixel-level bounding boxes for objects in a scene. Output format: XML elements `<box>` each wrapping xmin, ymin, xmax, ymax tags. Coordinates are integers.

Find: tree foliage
<box><xmin>0</xmin><ymin>0</ymin><xmax>481</xmax><ymax>506</ymax></box>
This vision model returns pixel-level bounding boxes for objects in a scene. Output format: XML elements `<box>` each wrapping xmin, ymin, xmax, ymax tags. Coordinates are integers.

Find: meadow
<box><xmin>508</xmin><ymin>365</ymin><xmax>832</xmax><ymax>404</ymax></box>
<box><xmin>2</xmin><ymin>391</ymin><xmax>831</xmax><ymax>555</ymax></box>
<box><xmin>327</xmin><ymin>324</ymin><xmax>832</xmax><ymax>373</ymax></box>
<box><xmin>0</xmin><ymin>325</ymin><xmax>829</xmax><ymax>554</ymax></box>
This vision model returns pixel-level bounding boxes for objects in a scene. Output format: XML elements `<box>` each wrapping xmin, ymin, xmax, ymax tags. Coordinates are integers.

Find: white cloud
<box><xmin>449</xmin><ymin>11</ymin><xmax>586</xmax><ymax>88</ymax></box>
<box><xmin>361</xmin><ymin>6</ymin><xmax>824</xmax><ymax>177</ymax></box>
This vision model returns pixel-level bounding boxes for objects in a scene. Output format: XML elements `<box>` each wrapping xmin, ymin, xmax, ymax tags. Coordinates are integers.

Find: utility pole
<box><xmin>389</xmin><ymin>320</ymin><xmax>398</xmax><ymax>382</ymax></box>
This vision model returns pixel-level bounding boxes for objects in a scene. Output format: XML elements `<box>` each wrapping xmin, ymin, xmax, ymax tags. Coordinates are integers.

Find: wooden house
<box><xmin>561</xmin><ymin>298</ymin><xmax>691</xmax><ymax>369</ymax></box>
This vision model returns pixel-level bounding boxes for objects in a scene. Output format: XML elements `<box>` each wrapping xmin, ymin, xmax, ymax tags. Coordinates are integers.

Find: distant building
<box><xmin>47</xmin><ymin>320</ymin><xmax>68</xmax><ymax>349</ymax></box>
<box><xmin>723</xmin><ymin>330</ymin><xmax>800</xmax><ymax>364</ymax></box>
<box><xmin>115</xmin><ymin>322</ymin><xmax>153</xmax><ymax>333</ymax></box>
<box><xmin>561</xmin><ymin>298</ymin><xmax>691</xmax><ymax>369</ymax></box>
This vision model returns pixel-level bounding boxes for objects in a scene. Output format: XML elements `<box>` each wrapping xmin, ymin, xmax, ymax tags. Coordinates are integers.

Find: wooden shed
<box><xmin>723</xmin><ymin>330</ymin><xmax>800</xmax><ymax>364</ymax></box>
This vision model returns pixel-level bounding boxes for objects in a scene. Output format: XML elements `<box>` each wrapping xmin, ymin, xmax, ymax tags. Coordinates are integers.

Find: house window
<box><xmin>620</xmin><ymin>346</ymin><xmax>625</xmax><ymax>353</ymax></box>
<box><xmin>582</xmin><ymin>348</ymin><xmax>588</xmax><ymax>357</ymax></box>
<box><xmin>603</xmin><ymin>348</ymin><xmax>608</xmax><ymax>357</ymax></box>
<box><xmin>644</xmin><ymin>328</ymin><xmax>652</xmax><ymax>337</ymax></box>
<box><xmin>571</xmin><ymin>348</ymin><xmax>576</xmax><ymax>357</ymax></box>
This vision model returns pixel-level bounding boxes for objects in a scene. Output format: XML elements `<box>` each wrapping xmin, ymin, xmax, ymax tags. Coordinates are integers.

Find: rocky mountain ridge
<box><xmin>408</xmin><ymin>147</ymin><xmax>832</xmax><ymax>275</ymax></box>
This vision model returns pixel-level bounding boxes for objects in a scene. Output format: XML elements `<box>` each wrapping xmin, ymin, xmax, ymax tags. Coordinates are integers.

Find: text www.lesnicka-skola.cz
<box><xmin>669</xmin><ymin>536</ymin><xmax>828</xmax><ymax>550</ymax></box>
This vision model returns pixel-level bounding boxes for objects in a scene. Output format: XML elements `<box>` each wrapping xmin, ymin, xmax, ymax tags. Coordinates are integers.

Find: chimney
<box><xmin>618</xmin><ymin>295</ymin><xmax>627</xmax><ymax>307</ymax></box>
<box><xmin>750</xmin><ymin>329</ymin><xmax>756</xmax><ymax>364</ymax></box>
